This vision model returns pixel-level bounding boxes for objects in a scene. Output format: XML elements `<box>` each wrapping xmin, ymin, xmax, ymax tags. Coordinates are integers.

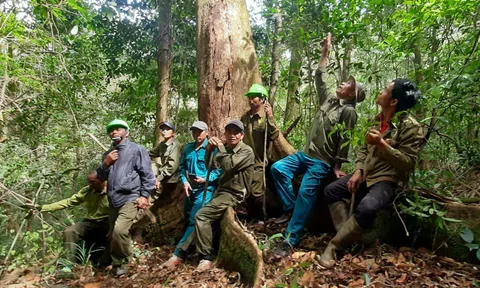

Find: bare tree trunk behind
<box><xmin>196</xmin><ymin>0</ymin><xmax>261</xmax><ymax>136</ymax></box>
<box><xmin>154</xmin><ymin>0</ymin><xmax>172</xmax><ymax>146</ymax></box>
<box><xmin>341</xmin><ymin>39</ymin><xmax>353</xmax><ymax>82</ymax></box>
<box><xmin>268</xmin><ymin>11</ymin><xmax>282</xmax><ymax>108</ymax></box>
<box><xmin>284</xmin><ymin>46</ymin><xmax>302</xmax><ymax>126</ymax></box>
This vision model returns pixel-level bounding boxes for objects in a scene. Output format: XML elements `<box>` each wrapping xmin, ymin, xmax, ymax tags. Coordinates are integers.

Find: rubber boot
<box><xmin>319</xmin><ymin>216</ymin><xmax>364</xmax><ymax>268</ymax></box>
<box><xmin>329</xmin><ymin>201</ymin><xmax>349</xmax><ymax>232</ymax></box>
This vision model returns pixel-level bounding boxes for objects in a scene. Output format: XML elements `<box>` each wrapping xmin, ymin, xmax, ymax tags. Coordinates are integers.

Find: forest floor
<box><xmin>1</xmin><ymin>220</ymin><xmax>479</xmax><ymax>288</ymax></box>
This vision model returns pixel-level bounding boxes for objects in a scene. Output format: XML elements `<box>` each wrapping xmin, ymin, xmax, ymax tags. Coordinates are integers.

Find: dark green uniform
<box><xmin>41</xmin><ymin>186</ymin><xmax>109</xmax><ymax>262</ymax></box>
<box><xmin>149</xmin><ymin>137</ymin><xmax>183</xmax><ymax>184</ymax></box>
<box><xmin>178</xmin><ymin>141</ymin><xmax>254</xmax><ymax>260</ymax></box>
<box><xmin>306</xmin><ymin>65</ymin><xmax>358</xmax><ymax>166</ymax></box>
<box><xmin>355</xmin><ymin>114</ymin><xmax>424</xmax><ymax>187</ymax></box>
<box><xmin>132</xmin><ymin>137</ymin><xmax>183</xmax><ymax>235</ymax></box>
<box><xmin>240</xmin><ymin>109</ymin><xmax>279</xmax><ymax>219</ymax></box>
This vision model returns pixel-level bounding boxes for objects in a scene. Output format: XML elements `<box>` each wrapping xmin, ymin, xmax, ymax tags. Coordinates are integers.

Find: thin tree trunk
<box><xmin>196</xmin><ymin>0</ymin><xmax>261</xmax><ymax>137</ymax></box>
<box><xmin>341</xmin><ymin>39</ymin><xmax>353</xmax><ymax>82</ymax></box>
<box><xmin>284</xmin><ymin>46</ymin><xmax>302</xmax><ymax>126</ymax></box>
<box><xmin>268</xmin><ymin>11</ymin><xmax>282</xmax><ymax>107</ymax></box>
<box><xmin>154</xmin><ymin>0</ymin><xmax>172</xmax><ymax>146</ymax></box>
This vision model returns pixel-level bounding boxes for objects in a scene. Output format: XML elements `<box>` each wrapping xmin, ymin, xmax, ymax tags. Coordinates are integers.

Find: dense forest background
<box><xmin>0</xmin><ymin>0</ymin><xmax>479</xmax><ymax>275</ymax></box>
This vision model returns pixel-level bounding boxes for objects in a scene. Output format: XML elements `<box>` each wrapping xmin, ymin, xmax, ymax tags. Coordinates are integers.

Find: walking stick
<box><xmin>201</xmin><ymin>145</ymin><xmax>214</xmax><ymax>207</ymax></box>
<box><xmin>262</xmin><ymin>101</ymin><xmax>269</xmax><ymax>221</ymax></box>
<box><xmin>349</xmin><ymin>191</ymin><xmax>356</xmax><ymax>217</ymax></box>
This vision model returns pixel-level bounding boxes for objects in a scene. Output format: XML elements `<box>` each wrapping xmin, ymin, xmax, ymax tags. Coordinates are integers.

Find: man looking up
<box><xmin>318</xmin><ymin>79</ymin><xmax>423</xmax><ymax>268</ymax></box>
<box><xmin>270</xmin><ymin>33</ymin><xmax>366</xmax><ymax>255</ymax></box>
<box><xmin>96</xmin><ymin>119</ymin><xmax>156</xmax><ymax>276</ymax></box>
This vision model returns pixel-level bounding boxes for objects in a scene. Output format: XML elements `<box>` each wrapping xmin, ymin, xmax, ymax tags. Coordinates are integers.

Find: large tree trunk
<box><xmin>154</xmin><ymin>0</ymin><xmax>172</xmax><ymax>146</ymax></box>
<box><xmin>268</xmin><ymin>11</ymin><xmax>282</xmax><ymax>108</ymax></box>
<box><xmin>196</xmin><ymin>0</ymin><xmax>261</xmax><ymax>137</ymax></box>
<box><xmin>195</xmin><ymin>0</ymin><xmax>265</xmax><ymax>284</ymax></box>
<box><xmin>284</xmin><ymin>45</ymin><xmax>302</xmax><ymax>126</ymax></box>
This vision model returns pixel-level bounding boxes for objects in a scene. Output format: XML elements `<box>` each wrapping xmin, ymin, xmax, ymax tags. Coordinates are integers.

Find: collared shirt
<box><xmin>41</xmin><ymin>186</ymin><xmax>109</xmax><ymax>221</ymax></box>
<box><xmin>97</xmin><ymin>138</ymin><xmax>156</xmax><ymax>208</ymax></box>
<box><xmin>355</xmin><ymin>114</ymin><xmax>424</xmax><ymax>187</ymax></box>
<box><xmin>240</xmin><ymin>108</ymin><xmax>280</xmax><ymax>166</ymax></box>
<box><xmin>304</xmin><ymin>65</ymin><xmax>358</xmax><ymax>165</ymax></box>
<box><xmin>215</xmin><ymin>141</ymin><xmax>254</xmax><ymax>201</ymax></box>
<box><xmin>179</xmin><ymin>139</ymin><xmax>221</xmax><ymax>187</ymax></box>
<box><xmin>149</xmin><ymin>137</ymin><xmax>183</xmax><ymax>183</ymax></box>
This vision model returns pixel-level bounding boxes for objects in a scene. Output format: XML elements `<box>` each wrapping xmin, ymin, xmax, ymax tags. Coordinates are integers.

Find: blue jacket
<box><xmin>97</xmin><ymin>139</ymin><xmax>156</xmax><ymax>208</ymax></box>
<box><xmin>179</xmin><ymin>139</ymin><xmax>221</xmax><ymax>190</ymax></box>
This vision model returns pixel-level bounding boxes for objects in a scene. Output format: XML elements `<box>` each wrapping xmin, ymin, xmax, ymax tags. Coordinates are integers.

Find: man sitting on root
<box><xmin>174</xmin><ymin>120</ymin><xmax>254</xmax><ymax>271</ymax></box>
<box><xmin>319</xmin><ymin>79</ymin><xmax>424</xmax><ymax>268</ymax></box>
<box><xmin>270</xmin><ymin>33</ymin><xmax>365</xmax><ymax>256</ymax></box>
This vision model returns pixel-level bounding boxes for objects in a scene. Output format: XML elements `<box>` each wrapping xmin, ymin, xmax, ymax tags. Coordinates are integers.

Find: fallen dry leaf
<box><xmin>348</xmin><ymin>278</ymin><xmax>365</xmax><ymax>287</ymax></box>
<box><xmin>397</xmin><ymin>253</ymin><xmax>406</xmax><ymax>263</ymax></box>
<box><xmin>299</xmin><ymin>270</ymin><xmax>315</xmax><ymax>286</ymax></box>
<box><xmin>396</xmin><ymin>273</ymin><xmax>407</xmax><ymax>283</ymax></box>
<box><xmin>84</xmin><ymin>282</ymin><xmax>101</xmax><ymax>288</ymax></box>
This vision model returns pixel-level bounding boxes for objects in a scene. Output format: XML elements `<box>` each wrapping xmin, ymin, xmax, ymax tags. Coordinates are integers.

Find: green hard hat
<box><xmin>244</xmin><ymin>84</ymin><xmax>268</xmax><ymax>98</ymax></box>
<box><xmin>106</xmin><ymin>119</ymin><xmax>129</xmax><ymax>133</ymax></box>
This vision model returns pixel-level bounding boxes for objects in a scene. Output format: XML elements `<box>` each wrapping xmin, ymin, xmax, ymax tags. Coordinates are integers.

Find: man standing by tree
<box><xmin>131</xmin><ymin>121</ymin><xmax>182</xmax><ymax>240</ymax></box>
<box><xmin>176</xmin><ymin>120</ymin><xmax>254</xmax><ymax>271</ymax></box>
<box><xmin>149</xmin><ymin>121</ymin><xmax>182</xmax><ymax>193</ymax></box>
<box><xmin>240</xmin><ymin>84</ymin><xmax>280</xmax><ymax>222</ymax></box>
<box><xmin>23</xmin><ymin>171</ymin><xmax>110</xmax><ymax>266</ymax></box>
<box><xmin>161</xmin><ymin>121</ymin><xmax>221</xmax><ymax>268</ymax></box>
<box><xmin>319</xmin><ymin>79</ymin><xmax>423</xmax><ymax>268</ymax></box>
<box><xmin>270</xmin><ymin>33</ymin><xmax>366</xmax><ymax>255</ymax></box>
<box><xmin>96</xmin><ymin>119</ymin><xmax>156</xmax><ymax>276</ymax></box>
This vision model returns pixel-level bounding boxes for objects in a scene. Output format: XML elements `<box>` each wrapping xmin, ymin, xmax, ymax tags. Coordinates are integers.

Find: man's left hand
<box><xmin>264</xmin><ymin>102</ymin><xmax>273</xmax><ymax>117</ymax></box>
<box><xmin>136</xmin><ymin>196</ymin><xmax>149</xmax><ymax>210</ymax></box>
<box><xmin>366</xmin><ymin>129</ymin><xmax>386</xmax><ymax>146</ymax></box>
<box><xmin>155</xmin><ymin>179</ymin><xmax>161</xmax><ymax>190</ymax></box>
<box><xmin>209</xmin><ymin>137</ymin><xmax>223</xmax><ymax>148</ymax></box>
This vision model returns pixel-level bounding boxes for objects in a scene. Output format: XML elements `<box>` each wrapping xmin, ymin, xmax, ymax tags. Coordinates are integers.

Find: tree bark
<box><xmin>284</xmin><ymin>45</ymin><xmax>302</xmax><ymax>126</ymax></box>
<box><xmin>154</xmin><ymin>0</ymin><xmax>172</xmax><ymax>146</ymax></box>
<box><xmin>268</xmin><ymin>11</ymin><xmax>282</xmax><ymax>108</ymax></box>
<box><xmin>196</xmin><ymin>0</ymin><xmax>261</xmax><ymax>137</ymax></box>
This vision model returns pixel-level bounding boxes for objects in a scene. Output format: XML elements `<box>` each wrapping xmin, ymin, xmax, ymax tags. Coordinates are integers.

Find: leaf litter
<box><xmin>1</xmin><ymin>220</ymin><xmax>478</xmax><ymax>287</ymax></box>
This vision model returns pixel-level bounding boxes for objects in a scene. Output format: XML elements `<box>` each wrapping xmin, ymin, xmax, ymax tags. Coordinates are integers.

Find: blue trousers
<box><xmin>271</xmin><ymin>152</ymin><xmax>331</xmax><ymax>246</ymax></box>
<box><xmin>174</xmin><ymin>185</ymin><xmax>214</xmax><ymax>257</ymax></box>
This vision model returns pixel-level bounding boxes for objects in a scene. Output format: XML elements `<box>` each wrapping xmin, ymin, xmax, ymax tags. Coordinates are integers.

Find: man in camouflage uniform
<box><xmin>177</xmin><ymin>120</ymin><xmax>254</xmax><ymax>272</ymax></box>
<box><xmin>270</xmin><ymin>33</ymin><xmax>366</xmax><ymax>254</ymax></box>
<box><xmin>240</xmin><ymin>84</ymin><xmax>280</xmax><ymax>222</ymax></box>
<box><xmin>319</xmin><ymin>79</ymin><xmax>424</xmax><ymax>268</ymax></box>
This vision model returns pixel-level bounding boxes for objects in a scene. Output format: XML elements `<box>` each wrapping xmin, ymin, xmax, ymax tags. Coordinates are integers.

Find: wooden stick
<box><xmin>88</xmin><ymin>133</ymin><xmax>108</xmax><ymax>152</ymax></box>
<box><xmin>349</xmin><ymin>192</ymin><xmax>356</xmax><ymax>217</ymax></box>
